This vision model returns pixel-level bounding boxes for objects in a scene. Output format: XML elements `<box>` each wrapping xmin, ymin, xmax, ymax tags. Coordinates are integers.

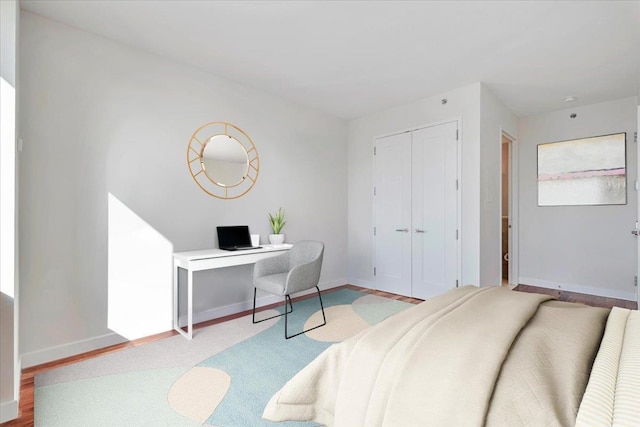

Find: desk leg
<box><xmin>187</xmin><ymin>269</ymin><xmax>193</xmax><ymax>339</ymax></box>
<box><xmin>174</xmin><ymin>262</ymin><xmax>193</xmax><ymax>340</ymax></box>
<box><xmin>173</xmin><ymin>260</ymin><xmax>178</xmax><ymax>333</ymax></box>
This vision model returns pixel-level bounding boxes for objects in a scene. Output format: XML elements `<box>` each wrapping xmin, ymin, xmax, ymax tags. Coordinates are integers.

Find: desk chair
<box><xmin>252</xmin><ymin>241</ymin><xmax>326</xmax><ymax>339</ymax></box>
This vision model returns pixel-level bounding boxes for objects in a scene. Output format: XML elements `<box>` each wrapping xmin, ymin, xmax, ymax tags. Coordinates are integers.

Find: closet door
<box><xmin>411</xmin><ymin>122</ymin><xmax>459</xmax><ymax>299</ymax></box>
<box><xmin>374</xmin><ymin>132</ymin><xmax>412</xmax><ymax>296</ymax></box>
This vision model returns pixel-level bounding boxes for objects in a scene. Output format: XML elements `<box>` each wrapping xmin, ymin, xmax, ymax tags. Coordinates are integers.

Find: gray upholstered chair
<box><xmin>252</xmin><ymin>240</ymin><xmax>326</xmax><ymax>339</ymax></box>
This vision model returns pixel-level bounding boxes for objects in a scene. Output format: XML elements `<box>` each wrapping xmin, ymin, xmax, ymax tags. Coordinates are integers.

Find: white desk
<box><xmin>173</xmin><ymin>244</ymin><xmax>292</xmax><ymax>339</ymax></box>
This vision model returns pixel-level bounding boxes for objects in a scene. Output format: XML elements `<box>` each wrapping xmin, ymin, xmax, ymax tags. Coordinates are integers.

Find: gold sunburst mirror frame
<box><xmin>187</xmin><ymin>122</ymin><xmax>259</xmax><ymax>199</ymax></box>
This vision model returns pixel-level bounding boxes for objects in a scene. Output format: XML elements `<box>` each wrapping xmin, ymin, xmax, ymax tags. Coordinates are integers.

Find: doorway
<box><xmin>501</xmin><ymin>132</ymin><xmax>516</xmax><ymax>287</ymax></box>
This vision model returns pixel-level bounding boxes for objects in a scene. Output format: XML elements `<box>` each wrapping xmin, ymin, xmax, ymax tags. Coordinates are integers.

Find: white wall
<box><xmin>0</xmin><ymin>0</ymin><xmax>19</xmax><ymax>421</ymax></box>
<box><xmin>479</xmin><ymin>85</ymin><xmax>517</xmax><ymax>286</ymax></box>
<box><xmin>518</xmin><ymin>97</ymin><xmax>638</xmax><ymax>300</ymax></box>
<box><xmin>19</xmin><ymin>12</ymin><xmax>348</xmax><ymax>366</ymax></box>
<box><xmin>347</xmin><ymin>83</ymin><xmax>482</xmax><ymax>287</ymax></box>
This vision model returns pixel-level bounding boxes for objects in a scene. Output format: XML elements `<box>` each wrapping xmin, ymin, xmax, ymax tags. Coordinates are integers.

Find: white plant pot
<box><xmin>269</xmin><ymin>234</ymin><xmax>285</xmax><ymax>245</ymax></box>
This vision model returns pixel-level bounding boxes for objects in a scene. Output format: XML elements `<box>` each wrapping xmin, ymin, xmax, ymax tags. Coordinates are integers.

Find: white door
<box><xmin>374</xmin><ymin>132</ymin><xmax>412</xmax><ymax>296</ymax></box>
<box><xmin>637</xmin><ymin>108</ymin><xmax>640</xmax><ymax>307</ymax></box>
<box><xmin>374</xmin><ymin>122</ymin><xmax>459</xmax><ymax>299</ymax></box>
<box><xmin>411</xmin><ymin>122</ymin><xmax>459</xmax><ymax>299</ymax></box>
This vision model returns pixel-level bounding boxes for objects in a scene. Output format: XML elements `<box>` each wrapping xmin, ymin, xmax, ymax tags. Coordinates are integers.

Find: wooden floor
<box><xmin>0</xmin><ymin>285</ymin><xmax>421</xmax><ymax>427</ymax></box>
<box><xmin>514</xmin><ymin>284</ymin><xmax>637</xmax><ymax>310</ymax></box>
<box><xmin>2</xmin><ymin>283</ymin><xmax>634</xmax><ymax>426</ymax></box>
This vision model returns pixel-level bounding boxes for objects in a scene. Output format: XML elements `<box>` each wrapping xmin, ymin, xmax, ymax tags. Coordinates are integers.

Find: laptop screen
<box><xmin>217</xmin><ymin>226</ymin><xmax>252</xmax><ymax>248</ymax></box>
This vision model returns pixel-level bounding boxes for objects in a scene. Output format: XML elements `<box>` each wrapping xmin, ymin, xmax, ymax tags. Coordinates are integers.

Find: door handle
<box><xmin>632</xmin><ymin>230</ymin><xmax>639</xmax><ymax>236</ymax></box>
<box><xmin>415</xmin><ymin>229</ymin><xmax>426</xmax><ymax>233</ymax></box>
<box><xmin>395</xmin><ymin>228</ymin><xmax>409</xmax><ymax>233</ymax></box>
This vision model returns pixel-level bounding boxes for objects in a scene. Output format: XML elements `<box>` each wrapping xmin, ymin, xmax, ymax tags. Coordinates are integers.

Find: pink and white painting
<box><xmin>537</xmin><ymin>133</ymin><xmax>626</xmax><ymax>206</ymax></box>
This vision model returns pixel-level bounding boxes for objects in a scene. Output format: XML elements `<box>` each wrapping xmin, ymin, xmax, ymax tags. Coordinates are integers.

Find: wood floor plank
<box><xmin>513</xmin><ymin>284</ymin><xmax>637</xmax><ymax>310</ymax></box>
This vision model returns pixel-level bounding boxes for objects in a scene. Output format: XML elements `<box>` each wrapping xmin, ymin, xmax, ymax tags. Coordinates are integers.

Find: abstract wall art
<box><xmin>537</xmin><ymin>133</ymin><xmax>626</xmax><ymax>206</ymax></box>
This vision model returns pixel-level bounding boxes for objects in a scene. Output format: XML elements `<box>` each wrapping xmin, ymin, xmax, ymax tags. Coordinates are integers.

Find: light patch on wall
<box><xmin>1</xmin><ymin>77</ymin><xmax>16</xmax><ymax>299</ymax></box>
<box><xmin>108</xmin><ymin>193</ymin><xmax>173</xmax><ymax>340</ymax></box>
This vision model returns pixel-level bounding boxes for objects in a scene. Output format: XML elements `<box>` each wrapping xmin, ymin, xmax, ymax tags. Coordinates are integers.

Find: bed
<box><xmin>262</xmin><ymin>285</ymin><xmax>639</xmax><ymax>427</ymax></box>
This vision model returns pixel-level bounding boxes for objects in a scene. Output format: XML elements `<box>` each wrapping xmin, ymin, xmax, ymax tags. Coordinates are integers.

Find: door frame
<box><xmin>372</xmin><ymin>117</ymin><xmax>462</xmax><ymax>293</ymax></box>
<box><xmin>500</xmin><ymin>130</ymin><xmax>518</xmax><ymax>287</ymax></box>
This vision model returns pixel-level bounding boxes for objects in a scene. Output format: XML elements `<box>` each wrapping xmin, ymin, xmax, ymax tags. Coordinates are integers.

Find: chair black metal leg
<box><xmin>252</xmin><ymin>288</ymin><xmax>293</xmax><ymax>324</ymax></box>
<box><xmin>285</xmin><ymin>286</ymin><xmax>327</xmax><ymax>339</ymax></box>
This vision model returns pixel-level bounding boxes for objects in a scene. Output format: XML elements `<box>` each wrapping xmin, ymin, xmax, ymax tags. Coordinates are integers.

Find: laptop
<box><xmin>217</xmin><ymin>225</ymin><xmax>261</xmax><ymax>251</ymax></box>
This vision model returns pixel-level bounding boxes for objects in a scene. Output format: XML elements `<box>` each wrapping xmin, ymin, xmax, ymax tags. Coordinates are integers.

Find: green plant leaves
<box><xmin>268</xmin><ymin>207</ymin><xmax>286</xmax><ymax>234</ymax></box>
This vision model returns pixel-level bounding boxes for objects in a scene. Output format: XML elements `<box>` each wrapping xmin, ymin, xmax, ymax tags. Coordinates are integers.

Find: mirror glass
<box><xmin>201</xmin><ymin>135</ymin><xmax>249</xmax><ymax>187</ymax></box>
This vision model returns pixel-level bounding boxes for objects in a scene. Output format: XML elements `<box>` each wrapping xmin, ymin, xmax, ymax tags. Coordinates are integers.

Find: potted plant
<box><xmin>268</xmin><ymin>208</ymin><xmax>286</xmax><ymax>245</ymax></box>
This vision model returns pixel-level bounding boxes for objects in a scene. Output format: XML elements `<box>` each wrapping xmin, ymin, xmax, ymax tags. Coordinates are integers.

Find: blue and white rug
<box><xmin>35</xmin><ymin>289</ymin><xmax>412</xmax><ymax>426</ymax></box>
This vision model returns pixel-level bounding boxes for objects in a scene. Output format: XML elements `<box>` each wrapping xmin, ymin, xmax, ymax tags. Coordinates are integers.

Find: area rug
<box><xmin>35</xmin><ymin>288</ymin><xmax>413</xmax><ymax>426</ymax></box>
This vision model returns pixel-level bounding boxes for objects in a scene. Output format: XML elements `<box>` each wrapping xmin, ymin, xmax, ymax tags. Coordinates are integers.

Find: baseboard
<box><xmin>0</xmin><ymin>399</ymin><xmax>18</xmax><ymax>423</ymax></box>
<box><xmin>20</xmin><ymin>332</ymin><xmax>127</xmax><ymax>369</ymax></box>
<box><xmin>346</xmin><ymin>278</ymin><xmax>374</xmax><ymax>289</ymax></box>
<box><xmin>320</xmin><ymin>278</ymin><xmax>348</xmax><ymax>290</ymax></box>
<box><xmin>519</xmin><ymin>276</ymin><xmax>637</xmax><ymax>301</ymax></box>
<box><xmin>178</xmin><ymin>278</ymin><xmax>348</xmax><ymax>327</ymax></box>
<box><xmin>22</xmin><ymin>280</ymin><xmax>349</xmax><ymax>368</ymax></box>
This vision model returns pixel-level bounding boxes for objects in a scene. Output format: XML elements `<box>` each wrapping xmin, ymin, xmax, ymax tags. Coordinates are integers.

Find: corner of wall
<box><xmin>347</xmin><ymin>82</ymin><xmax>487</xmax><ymax>288</ymax></box>
<box><xmin>20</xmin><ymin>332</ymin><xmax>127</xmax><ymax>369</ymax></box>
<box><xmin>478</xmin><ymin>83</ymin><xmax>518</xmax><ymax>287</ymax></box>
<box><xmin>0</xmin><ymin>0</ymin><xmax>20</xmax><ymax>421</ymax></box>
<box><xmin>0</xmin><ymin>400</ymin><xmax>19</xmax><ymax>424</ymax></box>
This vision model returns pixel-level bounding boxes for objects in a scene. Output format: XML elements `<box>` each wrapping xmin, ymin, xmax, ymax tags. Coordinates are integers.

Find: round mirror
<box><xmin>200</xmin><ymin>135</ymin><xmax>249</xmax><ymax>187</ymax></box>
<box><xmin>187</xmin><ymin>121</ymin><xmax>259</xmax><ymax>199</ymax></box>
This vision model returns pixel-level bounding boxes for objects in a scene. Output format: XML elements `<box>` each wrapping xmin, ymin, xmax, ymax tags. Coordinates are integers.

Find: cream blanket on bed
<box><xmin>576</xmin><ymin>307</ymin><xmax>640</xmax><ymax>427</ymax></box>
<box><xmin>264</xmin><ymin>285</ymin><xmax>603</xmax><ymax>426</ymax></box>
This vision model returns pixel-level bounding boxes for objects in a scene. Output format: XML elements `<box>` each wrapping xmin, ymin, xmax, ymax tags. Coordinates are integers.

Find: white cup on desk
<box><xmin>251</xmin><ymin>234</ymin><xmax>260</xmax><ymax>247</ymax></box>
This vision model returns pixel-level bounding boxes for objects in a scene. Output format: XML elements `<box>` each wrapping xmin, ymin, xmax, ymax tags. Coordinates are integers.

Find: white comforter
<box><xmin>263</xmin><ymin>285</ymin><xmax>629</xmax><ymax>426</ymax></box>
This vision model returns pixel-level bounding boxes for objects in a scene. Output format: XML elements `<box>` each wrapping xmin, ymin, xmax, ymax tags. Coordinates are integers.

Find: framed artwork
<box><xmin>537</xmin><ymin>133</ymin><xmax>626</xmax><ymax>206</ymax></box>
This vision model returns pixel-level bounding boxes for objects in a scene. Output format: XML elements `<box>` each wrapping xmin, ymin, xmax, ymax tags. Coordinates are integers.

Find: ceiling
<box><xmin>20</xmin><ymin>0</ymin><xmax>640</xmax><ymax>119</ymax></box>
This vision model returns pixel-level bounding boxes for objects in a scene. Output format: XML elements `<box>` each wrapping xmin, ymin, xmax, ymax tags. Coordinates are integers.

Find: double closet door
<box><xmin>374</xmin><ymin>121</ymin><xmax>459</xmax><ymax>300</ymax></box>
